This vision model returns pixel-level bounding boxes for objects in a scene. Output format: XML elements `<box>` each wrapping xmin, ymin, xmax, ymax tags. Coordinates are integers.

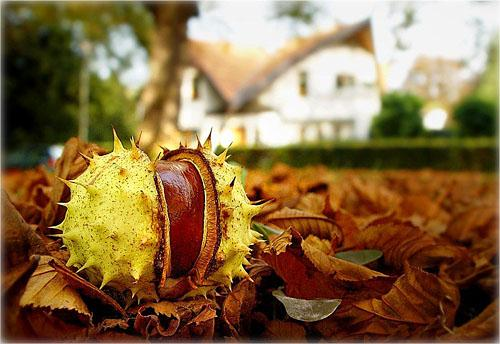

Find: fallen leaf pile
<box><xmin>2</xmin><ymin>140</ymin><xmax>498</xmax><ymax>341</ymax></box>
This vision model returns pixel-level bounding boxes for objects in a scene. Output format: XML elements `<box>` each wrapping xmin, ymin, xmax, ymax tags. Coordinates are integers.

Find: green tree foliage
<box><xmin>3</xmin><ymin>3</ymin><xmax>151</xmax><ymax>151</ymax></box>
<box><xmin>453</xmin><ymin>97</ymin><xmax>497</xmax><ymax>137</ymax></box>
<box><xmin>274</xmin><ymin>1</ymin><xmax>320</xmax><ymax>25</ymax></box>
<box><xmin>88</xmin><ymin>74</ymin><xmax>137</xmax><ymax>142</ymax></box>
<box><xmin>472</xmin><ymin>35</ymin><xmax>499</xmax><ymax>106</ymax></box>
<box><xmin>370</xmin><ymin>92</ymin><xmax>424</xmax><ymax>138</ymax></box>
<box><xmin>4</xmin><ymin>6</ymin><xmax>81</xmax><ymax>150</ymax></box>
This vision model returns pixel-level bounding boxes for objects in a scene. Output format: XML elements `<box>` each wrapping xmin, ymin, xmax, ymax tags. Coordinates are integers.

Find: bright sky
<box><xmin>114</xmin><ymin>1</ymin><xmax>499</xmax><ymax>91</ymax></box>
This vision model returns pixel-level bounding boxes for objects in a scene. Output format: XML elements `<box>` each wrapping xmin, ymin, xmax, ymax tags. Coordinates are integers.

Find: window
<box><xmin>336</xmin><ymin>74</ymin><xmax>355</xmax><ymax>89</ymax></box>
<box><xmin>192</xmin><ymin>73</ymin><xmax>201</xmax><ymax>100</ymax></box>
<box><xmin>299</xmin><ymin>71</ymin><xmax>308</xmax><ymax>96</ymax></box>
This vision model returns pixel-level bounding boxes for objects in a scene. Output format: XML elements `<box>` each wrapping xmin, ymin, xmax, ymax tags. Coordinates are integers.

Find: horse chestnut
<box><xmin>54</xmin><ymin>130</ymin><xmax>263</xmax><ymax>301</ymax></box>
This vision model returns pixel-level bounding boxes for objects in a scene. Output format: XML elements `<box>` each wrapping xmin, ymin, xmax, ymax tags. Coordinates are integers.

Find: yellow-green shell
<box><xmin>198</xmin><ymin>145</ymin><xmax>262</xmax><ymax>285</ymax></box>
<box><xmin>56</xmin><ymin>131</ymin><xmax>262</xmax><ymax>301</ymax></box>
<box><xmin>56</xmin><ymin>133</ymin><xmax>160</xmax><ymax>300</ymax></box>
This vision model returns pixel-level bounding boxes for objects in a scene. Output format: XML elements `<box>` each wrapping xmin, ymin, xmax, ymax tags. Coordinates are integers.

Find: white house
<box><xmin>178</xmin><ymin>19</ymin><xmax>383</xmax><ymax>147</ymax></box>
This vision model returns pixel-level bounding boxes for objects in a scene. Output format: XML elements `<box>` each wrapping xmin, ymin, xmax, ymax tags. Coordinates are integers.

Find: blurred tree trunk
<box><xmin>140</xmin><ymin>2</ymin><xmax>197</xmax><ymax>153</ymax></box>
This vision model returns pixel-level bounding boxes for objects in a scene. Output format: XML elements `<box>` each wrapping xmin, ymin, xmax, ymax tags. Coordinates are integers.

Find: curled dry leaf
<box><xmin>296</xmin><ymin>165</ymin><xmax>332</xmax><ymax>194</ymax></box>
<box><xmin>134</xmin><ymin>299</ymin><xmax>217</xmax><ymax>339</ymax></box>
<box><xmin>3</xmin><ymin>167</ymin><xmax>50</xmax><ymax>204</ymax></box>
<box><xmin>446</xmin><ymin>205</ymin><xmax>497</xmax><ymax>244</ymax></box>
<box><xmin>359</xmin><ymin>218</ymin><xmax>467</xmax><ymax>272</ymax></box>
<box><xmin>246</xmin><ymin>164</ymin><xmax>301</xmax><ymax>210</ymax></box>
<box><xmin>263</xmin><ymin>235</ymin><xmax>341</xmax><ymax>299</ymax></box>
<box><xmin>49</xmin><ymin>259</ymin><xmax>127</xmax><ymax>317</ymax></box>
<box><xmin>23</xmin><ymin>308</ymin><xmax>89</xmax><ymax>340</ymax></box>
<box><xmin>222</xmin><ymin>278</ymin><xmax>256</xmax><ymax>337</ymax></box>
<box><xmin>303</xmin><ymin>235</ymin><xmax>332</xmax><ymax>255</ymax></box>
<box><xmin>2</xmin><ymin>167</ymin><xmax>52</xmax><ymax>225</ymax></box>
<box><xmin>295</xmin><ymin>192</ymin><xmax>327</xmax><ymax>214</ymax></box>
<box><xmin>440</xmin><ymin>246</ymin><xmax>495</xmax><ymax>287</ymax></box>
<box><xmin>95</xmin><ymin>318</ymin><xmax>129</xmax><ymax>333</ymax></box>
<box><xmin>264</xmin><ymin>207</ymin><xmax>342</xmax><ymax>242</ymax></box>
<box><xmin>322</xmin><ymin>196</ymin><xmax>361</xmax><ymax>249</ymax></box>
<box><xmin>2</xmin><ymin>191</ymin><xmax>48</xmax><ymax>270</ymax></box>
<box><xmin>302</xmin><ymin>239</ymin><xmax>387</xmax><ymax>281</ymax></box>
<box><xmin>4</xmin><ymin>150</ymin><xmax>498</xmax><ymax>341</ymax></box>
<box><xmin>262</xmin><ymin>229</ymin><xmax>293</xmax><ymax>255</ymax></box>
<box><xmin>441</xmin><ymin>299</ymin><xmax>498</xmax><ymax>340</ymax></box>
<box><xmin>19</xmin><ymin>256</ymin><xmax>91</xmax><ymax>324</ymax></box>
<box><xmin>3</xmin><ymin>257</ymin><xmax>40</xmax><ymax>340</ymax></box>
<box><xmin>398</xmin><ymin>194</ymin><xmax>451</xmax><ymax>234</ymax></box>
<box><xmin>262</xmin><ymin>229</ymin><xmax>394</xmax><ymax>301</ymax></box>
<box><xmin>1</xmin><ymin>194</ymin><xmax>47</xmax><ymax>340</ymax></box>
<box><xmin>314</xmin><ymin>267</ymin><xmax>460</xmax><ymax>340</ymax></box>
<box><xmin>247</xmin><ymin>258</ymin><xmax>274</xmax><ymax>282</ymax></box>
<box><xmin>3</xmin><ymin>255</ymin><xmax>39</xmax><ymax>295</ymax></box>
<box><xmin>354</xmin><ymin>267</ymin><xmax>459</xmax><ymax>327</ymax></box>
<box><xmin>346</xmin><ymin>175</ymin><xmax>402</xmax><ymax>216</ymax></box>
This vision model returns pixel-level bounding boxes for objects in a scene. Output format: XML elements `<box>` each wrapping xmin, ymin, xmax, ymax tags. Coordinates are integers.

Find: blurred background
<box><xmin>2</xmin><ymin>1</ymin><xmax>498</xmax><ymax>170</ymax></box>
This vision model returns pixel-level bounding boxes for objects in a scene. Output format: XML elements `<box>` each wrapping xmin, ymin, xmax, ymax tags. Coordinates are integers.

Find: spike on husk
<box><xmin>196</xmin><ymin>134</ymin><xmax>203</xmax><ymax>150</ymax></box>
<box><xmin>135</xmin><ymin>131</ymin><xmax>142</xmax><ymax>146</ymax></box>
<box><xmin>113</xmin><ymin>128</ymin><xmax>124</xmax><ymax>152</ymax></box>
<box><xmin>203</xmin><ymin>129</ymin><xmax>213</xmax><ymax>151</ymax></box>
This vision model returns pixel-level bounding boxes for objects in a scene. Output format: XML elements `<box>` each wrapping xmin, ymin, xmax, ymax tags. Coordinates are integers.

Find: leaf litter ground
<box><xmin>2</xmin><ymin>138</ymin><xmax>498</xmax><ymax>341</ymax></box>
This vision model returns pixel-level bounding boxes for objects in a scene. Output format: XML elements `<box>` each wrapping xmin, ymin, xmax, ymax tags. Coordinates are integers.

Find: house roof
<box><xmin>187</xmin><ymin>18</ymin><xmax>374</xmax><ymax>112</ymax></box>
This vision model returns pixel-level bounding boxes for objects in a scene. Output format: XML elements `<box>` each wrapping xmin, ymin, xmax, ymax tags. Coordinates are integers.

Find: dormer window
<box><xmin>299</xmin><ymin>71</ymin><xmax>308</xmax><ymax>96</ymax></box>
<box><xmin>336</xmin><ymin>74</ymin><xmax>355</xmax><ymax>89</ymax></box>
<box><xmin>192</xmin><ymin>73</ymin><xmax>201</xmax><ymax>100</ymax></box>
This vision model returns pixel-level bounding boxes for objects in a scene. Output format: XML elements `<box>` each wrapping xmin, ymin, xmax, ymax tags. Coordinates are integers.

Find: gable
<box><xmin>186</xmin><ymin>18</ymin><xmax>375</xmax><ymax>112</ymax></box>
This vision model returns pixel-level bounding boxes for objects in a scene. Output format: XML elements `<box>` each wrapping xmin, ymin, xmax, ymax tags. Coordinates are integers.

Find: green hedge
<box><xmin>7</xmin><ymin>138</ymin><xmax>495</xmax><ymax>171</ymax></box>
<box><xmin>223</xmin><ymin>138</ymin><xmax>498</xmax><ymax>171</ymax></box>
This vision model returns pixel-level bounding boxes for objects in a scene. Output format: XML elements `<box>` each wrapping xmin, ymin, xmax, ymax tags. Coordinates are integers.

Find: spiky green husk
<box><xmin>198</xmin><ymin>145</ymin><xmax>262</xmax><ymax>286</ymax></box>
<box><xmin>57</xmin><ymin>131</ymin><xmax>262</xmax><ymax>301</ymax></box>
<box><xmin>56</xmin><ymin>133</ymin><xmax>160</xmax><ymax>300</ymax></box>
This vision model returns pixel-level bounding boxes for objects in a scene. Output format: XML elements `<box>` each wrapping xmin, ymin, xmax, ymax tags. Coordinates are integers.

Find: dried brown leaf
<box><xmin>24</xmin><ymin>309</ymin><xmax>89</xmax><ymax>340</ymax></box>
<box><xmin>302</xmin><ymin>238</ymin><xmax>387</xmax><ymax>281</ymax></box>
<box><xmin>49</xmin><ymin>258</ymin><xmax>127</xmax><ymax>317</ymax></box>
<box><xmin>354</xmin><ymin>267</ymin><xmax>459</xmax><ymax>327</ymax></box>
<box><xmin>398</xmin><ymin>195</ymin><xmax>451</xmax><ymax>227</ymax></box>
<box><xmin>134</xmin><ymin>299</ymin><xmax>217</xmax><ymax>339</ymax></box>
<box><xmin>3</xmin><ymin>256</ymin><xmax>39</xmax><ymax>294</ymax></box>
<box><xmin>2</xmin><ymin>191</ymin><xmax>48</xmax><ymax>269</ymax></box>
<box><xmin>264</xmin><ymin>207</ymin><xmax>342</xmax><ymax>241</ymax></box>
<box><xmin>2</xmin><ymin>167</ymin><xmax>52</xmax><ymax>225</ymax></box>
<box><xmin>441</xmin><ymin>299</ymin><xmax>498</xmax><ymax>340</ymax></box>
<box><xmin>295</xmin><ymin>192</ymin><xmax>326</xmax><ymax>214</ymax></box>
<box><xmin>19</xmin><ymin>256</ymin><xmax>91</xmax><ymax>324</ymax></box>
<box><xmin>314</xmin><ymin>267</ymin><xmax>460</xmax><ymax>340</ymax></box>
<box><xmin>446</xmin><ymin>205</ymin><xmax>497</xmax><ymax>243</ymax></box>
<box><xmin>323</xmin><ymin>197</ymin><xmax>361</xmax><ymax>249</ymax></box>
<box><xmin>302</xmin><ymin>235</ymin><xmax>331</xmax><ymax>254</ymax></box>
<box><xmin>222</xmin><ymin>278</ymin><xmax>256</xmax><ymax>337</ymax></box>
<box><xmin>348</xmin><ymin>175</ymin><xmax>402</xmax><ymax>216</ymax></box>
<box><xmin>263</xmin><ymin>229</ymin><xmax>394</xmax><ymax>301</ymax></box>
<box><xmin>262</xmin><ymin>229</ymin><xmax>292</xmax><ymax>255</ymax></box>
<box><xmin>95</xmin><ymin>318</ymin><xmax>129</xmax><ymax>333</ymax></box>
<box><xmin>360</xmin><ymin>219</ymin><xmax>467</xmax><ymax>272</ymax></box>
